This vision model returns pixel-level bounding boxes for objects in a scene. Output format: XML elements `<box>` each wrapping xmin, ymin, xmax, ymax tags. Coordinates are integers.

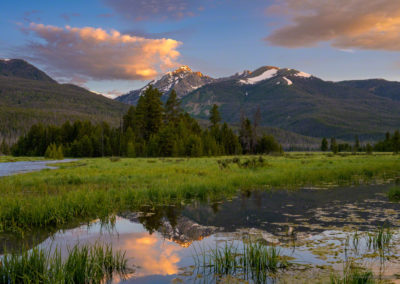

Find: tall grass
<box><xmin>194</xmin><ymin>241</ymin><xmax>290</xmax><ymax>282</ymax></box>
<box><xmin>0</xmin><ymin>243</ymin><xmax>131</xmax><ymax>283</ymax></box>
<box><xmin>0</xmin><ymin>153</ymin><xmax>399</xmax><ymax>233</ymax></box>
<box><xmin>330</xmin><ymin>261</ymin><xmax>375</xmax><ymax>284</ymax></box>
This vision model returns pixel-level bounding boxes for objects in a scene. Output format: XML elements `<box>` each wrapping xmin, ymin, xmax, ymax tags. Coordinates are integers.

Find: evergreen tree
<box><xmin>239</xmin><ymin>116</ymin><xmax>253</xmax><ymax>154</ymax></box>
<box><xmin>123</xmin><ymin>106</ymin><xmax>136</xmax><ymax>132</ymax></box>
<box><xmin>165</xmin><ymin>90</ymin><xmax>181</xmax><ymax>125</ymax></box>
<box><xmin>321</xmin><ymin>138</ymin><xmax>328</xmax><ymax>151</ymax></box>
<box><xmin>330</xmin><ymin>137</ymin><xmax>338</xmax><ymax>154</ymax></box>
<box><xmin>209</xmin><ymin>104</ymin><xmax>221</xmax><ymax>129</ymax></box>
<box><xmin>393</xmin><ymin>130</ymin><xmax>400</xmax><ymax>154</ymax></box>
<box><xmin>257</xmin><ymin>135</ymin><xmax>280</xmax><ymax>154</ymax></box>
<box><xmin>0</xmin><ymin>139</ymin><xmax>10</xmax><ymax>155</ymax></box>
<box><xmin>353</xmin><ymin>135</ymin><xmax>360</xmax><ymax>152</ymax></box>
<box><xmin>366</xmin><ymin>143</ymin><xmax>373</xmax><ymax>154</ymax></box>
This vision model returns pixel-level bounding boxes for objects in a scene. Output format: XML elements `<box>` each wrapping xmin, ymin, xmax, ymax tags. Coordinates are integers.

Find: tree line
<box><xmin>320</xmin><ymin>131</ymin><xmax>400</xmax><ymax>154</ymax></box>
<box><xmin>8</xmin><ymin>86</ymin><xmax>282</xmax><ymax>158</ymax></box>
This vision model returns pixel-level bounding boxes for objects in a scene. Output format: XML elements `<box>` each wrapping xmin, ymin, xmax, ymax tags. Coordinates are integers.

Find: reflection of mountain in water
<box><xmin>121</xmin><ymin>212</ymin><xmax>219</xmax><ymax>247</ymax></box>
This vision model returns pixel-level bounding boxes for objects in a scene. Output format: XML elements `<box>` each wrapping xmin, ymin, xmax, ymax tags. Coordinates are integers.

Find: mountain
<box><xmin>0</xmin><ymin>59</ymin><xmax>128</xmax><ymax>141</ymax></box>
<box><xmin>116</xmin><ymin>65</ymin><xmax>215</xmax><ymax>105</ymax></box>
<box><xmin>178</xmin><ymin>66</ymin><xmax>400</xmax><ymax>140</ymax></box>
<box><xmin>0</xmin><ymin>59</ymin><xmax>55</xmax><ymax>83</ymax></box>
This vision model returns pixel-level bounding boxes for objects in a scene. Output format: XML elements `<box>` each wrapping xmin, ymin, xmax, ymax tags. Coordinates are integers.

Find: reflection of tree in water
<box><xmin>137</xmin><ymin>203</ymin><xmax>183</xmax><ymax>233</ymax></box>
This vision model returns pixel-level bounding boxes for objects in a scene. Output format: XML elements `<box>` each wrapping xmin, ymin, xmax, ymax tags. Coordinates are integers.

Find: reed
<box><xmin>0</xmin><ymin>243</ymin><xmax>131</xmax><ymax>284</ymax></box>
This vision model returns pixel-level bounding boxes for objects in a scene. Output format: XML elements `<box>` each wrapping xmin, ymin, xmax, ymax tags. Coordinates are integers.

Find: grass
<box><xmin>0</xmin><ymin>153</ymin><xmax>399</xmax><ymax>233</ymax></box>
<box><xmin>0</xmin><ymin>243</ymin><xmax>131</xmax><ymax>283</ymax></box>
<box><xmin>330</xmin><ymin>261</ymin><xmax>375</xmax><ymax>284</ymax></box>
<box><xmin>367</xmin><ymin>227</ymin><xmax>392</xmax><ymax>252</ymax></box>
<box><xmin>194</xmin><ymin>241</ymin><xmax>290</xmax><ymax>282</ymax></box>
<box><xmin>387</xmin><ymin>186</ymin><xmax>400</xmax><ymax>201</ymax></box>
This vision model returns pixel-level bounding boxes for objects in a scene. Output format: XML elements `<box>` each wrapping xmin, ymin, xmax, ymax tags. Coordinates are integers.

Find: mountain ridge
<box><xmin>116</xmin><ymin>65</ymin><xmax>400</xmax><ymax>140</ymax></box>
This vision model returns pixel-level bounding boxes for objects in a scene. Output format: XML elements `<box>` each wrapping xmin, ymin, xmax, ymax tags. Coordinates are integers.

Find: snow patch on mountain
<box><xmin>239</xmin><ymin>68</ymin><xmax>278</xmax><ymax>85</ymax></box>
<box><xmin>283</xmin><ymin>77</ymin><xmax>293</xmax><ymax>85</ymax></box>
<box><xmin>294</xmin><ymin>71</ymin><xmax>312</xmax><ymax>78</ymax></box>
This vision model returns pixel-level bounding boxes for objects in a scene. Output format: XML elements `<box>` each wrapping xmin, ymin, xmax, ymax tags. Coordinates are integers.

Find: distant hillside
<box><xmin>0</xmin><ymin>59</ymin><xmax>128</xmax><ymax>141</ymax></box>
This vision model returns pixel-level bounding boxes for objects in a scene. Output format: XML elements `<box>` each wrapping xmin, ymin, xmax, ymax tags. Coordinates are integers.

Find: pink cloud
<box><xmin>266</xmin><ymin>0</ymin><xmax>400</xmax><ymax>51</ymax></box>
<box><xmin>23</xmin><ymin>23</ymin><xmax>182</xmax><ymax>81</ymax></box>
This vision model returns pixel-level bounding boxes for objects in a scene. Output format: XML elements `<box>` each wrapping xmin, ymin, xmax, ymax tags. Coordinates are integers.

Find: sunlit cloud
<box><xmin>22</xmin><ymin>23</ymin><xmax>182</xmax><ymax>81</ymax></box>
<box><xmin>266</xmin><ymin>0</ymin><xmax>400</xmax><ymax>51</ymax></box>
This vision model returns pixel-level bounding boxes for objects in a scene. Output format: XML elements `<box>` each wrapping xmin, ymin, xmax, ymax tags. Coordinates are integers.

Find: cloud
<box><xmin>266</xmin><ymin>0</ymin><xmax>400</xmax><ymax>51</ymax></box>
<box><xmin>22</xmin><ymin>23</ymin><xmax>182</xmax><ymax>81</ymax></box>
<box><xmin>103</xmin><ymin>0</ymin><xmax>206</xmax><ymax>21</ymax></box>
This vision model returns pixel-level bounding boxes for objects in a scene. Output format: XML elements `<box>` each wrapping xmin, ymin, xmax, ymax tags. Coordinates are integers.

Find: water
<box><xmin>3</xmin><ymin>185</ymin><xmax>400</xmax><ymax>283</ymax></box>
<box><xmin>0</xmin><ymin>159</ymin><xmax>77</xmax><ymax>177</ymax></box>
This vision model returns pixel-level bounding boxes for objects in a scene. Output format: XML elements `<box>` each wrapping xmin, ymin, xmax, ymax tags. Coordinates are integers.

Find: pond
<box><xmin>2</xmin><ymin>184</ymin><xmax>400</xmax><ymax>283</ymax></box>
<box><xmin>0</xmin><ymin>159</ymin><xmax>77</xmax><ymax>177</ymax></box>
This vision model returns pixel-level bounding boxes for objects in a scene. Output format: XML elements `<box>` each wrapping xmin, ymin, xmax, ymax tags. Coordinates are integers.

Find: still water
<box><xmin>3</xmin><ymin>185</ymin><xmax>400</xmax><ymax>283</ymax></box>
<box><xmin>0</xmin><ymin>159</ymin><xmax>76</xmax><ymax>177</ymax></box>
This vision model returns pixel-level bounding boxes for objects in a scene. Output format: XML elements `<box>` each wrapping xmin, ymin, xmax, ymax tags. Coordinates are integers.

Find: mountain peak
<box><xmin>173</xmin><ymin>65</ymin><xmax>192</xmax><ymax>73</ymax></box>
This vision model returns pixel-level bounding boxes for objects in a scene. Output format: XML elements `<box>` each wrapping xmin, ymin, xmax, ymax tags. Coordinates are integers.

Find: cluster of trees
<box><xmin>0</xmin><ymin>139</ymin><xmax>11</xmax><ymax>155</ymax></box>
<box><xmin>321</xmin><ymin>131</ymin><xmax>400</xmax><ymax>154</ymax></box>
<box><xmin>11</xmin><ymin>86</ymin><xmax>282</xmax><ymax>158</ymax></box>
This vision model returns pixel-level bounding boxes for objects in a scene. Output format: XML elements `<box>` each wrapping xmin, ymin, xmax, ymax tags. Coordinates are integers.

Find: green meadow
<box><xmin>0</xmin><ymin>153</ymin><xmax>399</xmax><ymax>233</ymax></box>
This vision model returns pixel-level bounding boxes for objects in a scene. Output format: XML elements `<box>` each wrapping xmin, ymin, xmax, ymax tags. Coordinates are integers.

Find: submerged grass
<box><xmin>194</xmin><ymin>241</ymin><xmax>290</xmax><ymax>282</ymax></box>
<box><xmin>0</xmin><ymin>243</ymin><xmax>131</xmax><ymax>283</ymax></box>
<box><xmin>0</xmin><ymin>153</ymin><xmax>399</xmax><ymax>233</ymax></box>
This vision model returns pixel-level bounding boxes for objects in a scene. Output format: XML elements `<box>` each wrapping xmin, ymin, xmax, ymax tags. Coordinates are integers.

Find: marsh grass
<box><xmin>194</xmin><ymin>241</ymin><xmax>290</xmax><ymax>282</ymax></box>
<box><xmin>387</xmin><ymin>186</ymin><xmax>400</xmax><ymax>202</ymax></box>
<box><xmin>367</xmin><ymin>227</ymin><xmax>392</xmax><ymax>252</ymax></box>
<box><xmin>0</xmin><ymin>154</ymin><xmax>399</xmax><ymax>233</ymax></box>
<box><xmin>0</xmin><ymin>243</ymin><xmax>131</xmax><ymax>283</ymax></box>
<box><xmin>330</xmin><ymin>261</ymin><xmax>375</xmax><ymax>284</ymax></box>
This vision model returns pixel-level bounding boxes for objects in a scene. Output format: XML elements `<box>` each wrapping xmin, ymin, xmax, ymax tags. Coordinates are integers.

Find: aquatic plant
<box><xmin>194</xmin><ymin>241</ymin><xmax>290</xmax><ymax>282</ymax></box>
<box><xmin>367</xmin><ymin>226</ymin><xmax>392</xmax><ymax>252</ymax></box>
<box><xmin>0</xmin><ymin>243</ymin><xmax>131</xmax><ymax>284</ymax></box>
<box><xmin>387</xmin><ymin>186</ymin><xmax>400</xmax><ymax>202</ymax></box>
<box><xmin>330</xmin><ymin>261</ymin><xmax>375</xmax><ymax>284</ymax></box>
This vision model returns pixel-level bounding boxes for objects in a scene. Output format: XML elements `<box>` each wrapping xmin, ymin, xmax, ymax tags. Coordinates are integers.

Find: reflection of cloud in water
<box><xmin>116</xmin><ymin>232</ymin><xmax>183</xmax><ymax>277</ymax></box>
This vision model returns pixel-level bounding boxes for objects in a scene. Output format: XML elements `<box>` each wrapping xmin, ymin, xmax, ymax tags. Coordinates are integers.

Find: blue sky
<box><xmin>1</xmin><ymin>0</ymin><xmax>399</xmax><ymax>96</ymax></box>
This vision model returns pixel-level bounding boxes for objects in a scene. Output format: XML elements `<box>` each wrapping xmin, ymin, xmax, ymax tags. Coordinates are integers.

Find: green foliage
<box><xmin>331</xmin><ymin>137</ymin><xmax>339</xmax><ymax>154</ymax></box>
<box><xmin>0</xmin><ymin>243</ymin><xmax>130</xmax><ymax>283</ymax></box>
<box><xmin>11</xmin><ymin>87</ymin><xmax>282</xmax><ymax>158</ymax></box>
<box><xmin>0</xmin><ymin>139</ymin><xmax>10</xmax><ymax>155</ymax></box>
<box><xmin>387</xmin><ymin>186</ymin><xmax>400</xmax><ymax>201</ymax></box>
<box><xmin>209</xmin><ymin>104</ymin><xmax>221</xmax><ymax>128</ymax></box>
<box><xmin>373</xmin><ymin>130</ymin><xmax>400</xmax><ymax>152</ymax></box>
<box><xmin>44</xmin><ymin>143</ymin><xmax>63</xmax><ymax>160</ymax></box>
<box><xmin>321</xmin><ymin>137</ymin><xmax>328</xmax><ymax>151</ymax></box>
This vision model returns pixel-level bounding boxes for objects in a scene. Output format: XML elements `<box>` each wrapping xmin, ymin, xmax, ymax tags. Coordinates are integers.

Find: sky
<box><xmin>1</xmin><ymin>0</ymin><xmax>400</xmax><ymax>97</ymax></box>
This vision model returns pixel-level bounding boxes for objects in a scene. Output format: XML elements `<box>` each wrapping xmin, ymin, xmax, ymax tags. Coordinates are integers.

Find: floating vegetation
<box><xmin>387</xmin><ymin>186</ymin><xmax>400</xmax><ymax>202</ymax></box>
<box><xmin>0</xmin><ymin>243</ymin><xmax>132</xmax><ymax>283</ymax></box>
<box><xmin>194</xmin><ymin>241</ymin><xmax>291</xmax><ymax>282</ymax></box>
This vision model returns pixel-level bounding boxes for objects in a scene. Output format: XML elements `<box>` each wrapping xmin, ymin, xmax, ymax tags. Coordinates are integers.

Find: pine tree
<box><xmin>123</xmin><ymin>106</ymin><xmax>136</xmax><ymax>132</ymax></box>
<box><xmin>209</xmin><ymin>104</ymin><xmax>221</xmax><ymax>128</ymax></box>
<box><xmin>321</xmin><ymin>138</ymin><xmax>328</xmax><ymax>151</ymax></box>
<box><xmin>165</xmin><ymin>90</ymin><xmax>181</xmax><ymax>125</ymax></box>
<box><xmin>354</xmin><ymin>135</ymin><xmax>360</xmax><ymax>152</ymax></box>
<box><xmin>330</xmin><ymin>137</ymin><xmax>338</xmax><ymax>154</ymax></box>
<box><xmin>393</xmin><ymin>130</ymin><xmax>400</xmax><ymax>154</ymax></box>
<box><xmin>239</xmin><ymin>116</ymin><xmax>253</xmax><ymax>154</ymax></box>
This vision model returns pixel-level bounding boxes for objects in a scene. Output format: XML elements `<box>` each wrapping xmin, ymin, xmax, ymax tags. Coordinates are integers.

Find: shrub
<box><xmin>44</xmin><ymin>143</ymin><xmax>63</xmax><ymax>160</ymax></box>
